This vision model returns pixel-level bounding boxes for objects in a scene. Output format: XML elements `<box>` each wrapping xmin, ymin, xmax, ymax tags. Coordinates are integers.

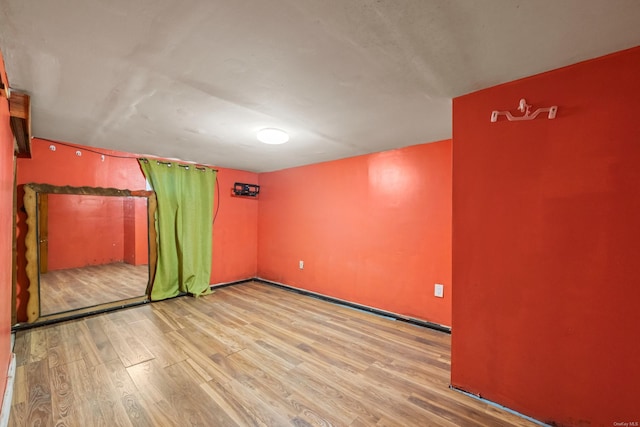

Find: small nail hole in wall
<box><xmin>49</xmin><ymin>145</ymin><xmax>56</xmax><ymax>151</ymax></box>
<box><xmin>75</xmin><ymin>151</ymin><xmax>82</xmax><ymax>157</ymax></box>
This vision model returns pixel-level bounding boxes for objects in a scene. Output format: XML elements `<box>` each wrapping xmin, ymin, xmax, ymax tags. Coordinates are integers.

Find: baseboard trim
<box><xmin>11</xmin><ymin>299</ymin><xmax>150</xmax><ymax>331</ymax></box>
<box><xmin>449</xmin><ymin>385</ymin><xmax>549</xmax><ymax>426</ymax></box>
<box><xmin>0</xmin><ymin>353</ymin><xmax>16</xmax><ymax>427</ymax></box>
<box><xmin>209</xmin><ymin>278</ymin><xmax>255</xmax><ymax>290</ymax></box>
<box><xmin>253</xmin><ymin>278</ymin><xmax>451</xmax><ymax>334</ymax></box>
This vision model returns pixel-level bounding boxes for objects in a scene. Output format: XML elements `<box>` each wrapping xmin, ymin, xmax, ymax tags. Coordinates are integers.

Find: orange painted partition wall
<box><xmin>451</xmin><ymin>47</ymin><xmax>640</xmax><ymax>425</ymax></box>
<box><xmin>258</xmin><ymin>141</ymin><xmax>452</xmax><ymax>326</ymax></box>
<box><xmin>15</xmin><ymin>138</ymin><xmax>258</xmax><ymax>321</ymax></box>
<box><xmin>0</xmin><ymin>50</ymin><xmax>14</xmax><ymax>408</ymax></box>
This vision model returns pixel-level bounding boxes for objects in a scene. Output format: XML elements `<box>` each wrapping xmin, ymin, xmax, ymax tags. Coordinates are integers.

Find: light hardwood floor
<box><xmin>40</xmin><ymin>263</ymin><xmax>149</xmax><ymax>315</ymax></box>
<box><xmin>10</xmin><ymin>281</ymin><xmax>539</xmax><ymax>426</ymax></box>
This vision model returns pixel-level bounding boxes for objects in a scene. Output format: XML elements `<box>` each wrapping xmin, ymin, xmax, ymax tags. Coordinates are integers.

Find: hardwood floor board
<box><xmin>139</xmin><ymin>304</ymin><xmax>184</xmax><ymax>333</ymax></box>
<box><xmin>221</xmin><ymin>376</ymin><xmax>300</xmax><ymax>427</ymax></box>
<box><xmin>27</xmin><ymin>327</ymin><xmax>48</xmax><ymax>363</ymax></box>
<box><xmin>407</xmin><ymin>393</ymin><xmax>515</xmax><ymax>427</ymax></box>
<box><xmin>290</xmin><ymin>360</ymin><xmax>427</xmax><ymax>426</ymax></box>
<box><xmin>49</xmin><ymin>363</ymin><xmax>78</xmax><ymax>427</ymax></box>
<box><xmin>45</xmin><ymin>324</ymin><xmax>62</xmax><ymax>349</ymax></box>
<box><xmin>91</xmin><ymin>363</ymin><xmax>135</xmax><ymax>427</ymax></box>
<box><xmin>149</xmin><ymin>305</ymin><xmax>188</xmax><ymax>330</ymax></box>
<box><xmin>175</xmin><ymin>322</ymin><xmax>240</xmax><ymax>357</ymax></box>
<box><xmin>40</xmin><ymin>263</ymin><xmax>148</xmax><ymax>315</ymax></box>
<box><xmin>102</xmin><ymin>359</ymin><xmax>157</xmax><ymax>427</ymax></box>
<box><xmin>164</xmin><ymin>333</ymin><xmax>235</xmax><ymax>384</ymax></box>
<box><xmin>12</xmin><ymin>365</ymin><xmax>27</xmax><ymax>406</ymax></box>
<box><xmin>365</xmin><ymin>364</ymin><xmax>519</xmax><ymax>427</ymax></box>
<box><xmin>198</xmin><ymin>300</ymin><xmax>251</xmax><ymax>329</ymax></box>
<box><xmin>283</xmin><ymin>363</ymin><xmax>379</xmax><ymax>425</ymax></box>
<box><xmin>129</xmin><ymin>318</ymin><xmax>188</xmax><ymax>368</ymax></box>
<box><xmin>253</xmin><ymin>339</ymin><xmax>305</xmax><ymax>367</ymax></box>
<box><xmin>12</xmin><ymin>331</ymin><xmax>29</xmax><ymax>366</ymax></box>
<box><xmin>164</xmin><ymin>360</ymin><xmax>241</xmax><ymax>426</ymax></box>
<box><xmin>52</xmin><ymin>321</ymin><xmax>85</xmax><ymax>367</ymax></box>
<box><xmin>374</xmin><ymin>415</ymin><xmax>458</xmax><ymax>427</ymax></box>
<box><xmin>9</xmin><ymin>281</ymin><xmax>540</xmax><ymax>426</ymax></box>
<box><xmin>327</xmin><ymin>317</ymin><xmax>451</xmax><ymax>371</ymax></box>
<box><xmin>106</xmin><ymin>304</ymin><xmax>152</xmax><ymax>324</ymax></box>
<box><xmin>101</xmin><ymin>316</ymin><xmax>155</xmax><ymax>367</ymax></box>
<box><xmin>7</xmin><ymin>402</ymin><xmax>26</xmax><ymax>427</ymax></box>
<box><xmin>128</xmin><ymin>359</ymin><xmax>223</xmax><ymax>427</ymax></box>
<box><xmin>247</xmin><ymin>284</ymin><xmax>351</xmax><ymax>324</ymax></box>
<box><xmin>24</xmin><ymin>359</ymin><xmax>53</xmax><ymax>426</ymax></box>
<box><xmin>224</xmin><ymin>349</ymin><xmax>350</xmax><ymax>426</ymax></box>
<box><xmin>345</xmin><ymin>314</ymin><xmax>450</xmax><ymax>352</ymax></box>
<box><xmin>199</xmin><ymin>379</ymin><xmax>265</xmax><ymax>427</ymax></box>
<box><xmin>126</xmin><ymin>360</ymin><xmax>177</xmax><ymax>406</ymax></box>
<box><xmin>297</xmin><ymin>341</ymin><xmax>365</xmax><ymax>374</ymax></box>
<box><xmin>84</xmin><ymin>316</ymin><xmax>121</xmax><ymax>364</ymax></box>
<box><xmin>65</xmin><ymin>358</ymin><xmax>108</xmax><ymax>426</ymax></box>
<box><xmin>182</xmin><ymin>311</ymin><xmax>246</xmax><ymax>354</ymax></box>
<box><xmin>73</xmin><ymin>322</ymin><xmax>110</xmax><ymax>368</ymax></box>
<box><xmin>243</xmin><ymin>340</ymin><xmax>301</xmax><ymax>375</ymax></box>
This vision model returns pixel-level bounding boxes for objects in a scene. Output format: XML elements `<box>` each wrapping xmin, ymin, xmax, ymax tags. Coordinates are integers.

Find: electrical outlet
<box><xmin>299</xmin><ymin>260</ymin><xmax>304</xmax><ymax>270</ymax></box>
<box><xmin>434</xmin><ymin>283</ymin><xmax>444</xmax><ymax>298</ymax></box>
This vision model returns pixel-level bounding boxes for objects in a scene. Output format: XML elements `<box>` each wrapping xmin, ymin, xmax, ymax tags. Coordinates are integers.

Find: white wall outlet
<box><xmin>299</xmin><ymin>260</ymin><xmax>304</xmax><ymax>270</ymax></box>
<box><xmin>434</xmin><ymin>283</ymin><xmax>444</xmax><ymax>298</ymax></box>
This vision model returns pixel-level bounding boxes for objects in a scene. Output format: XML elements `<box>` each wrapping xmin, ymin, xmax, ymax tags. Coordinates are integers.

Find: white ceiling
<box><xmin>1</xmin><ymin>1</ymin><xmax>639</xmax><ymax>172</ymax></box>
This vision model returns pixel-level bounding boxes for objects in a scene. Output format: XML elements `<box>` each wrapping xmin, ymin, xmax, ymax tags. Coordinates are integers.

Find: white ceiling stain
<box><xmin>1</xmin><ymin>0</ymin><xmax>639</xmax><ymax>172</ymax></box>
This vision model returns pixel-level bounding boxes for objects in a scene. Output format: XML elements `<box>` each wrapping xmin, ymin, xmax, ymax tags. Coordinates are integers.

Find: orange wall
<box><xmin>0</xmin><ymin>50</ymin><xmax>14</xmax><ymax>409</ymax></box>
<box><xmin>47</xmin><ymin>194</ymin><xmax>125</xmax><ymax>270</ymax></box>
<box><xmin>15</xmin><ymin>138</ymin><xmax>258</xmax><ymax>321</ymax></box>
<box><xmin>258</xmin><ymin>141</ymin><xmax>452</xmax><ymax>326</ymax></box>
<box><xmin>451</xmin><ymin>47</ymin><xmax>640</xmax><ymax>425</ymax></box>
<box><xmin>123</xmin><ymin>197</ymin><xmax>149</xmax><ymax>266</ymax></box>
<box><xmin>211</xmin><ymin>169</ymin><xmax>259</xmax><ymax>284</ymax></box>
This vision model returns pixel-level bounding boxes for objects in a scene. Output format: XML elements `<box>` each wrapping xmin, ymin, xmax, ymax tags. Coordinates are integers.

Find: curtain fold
<box><xmin>139</xmin><ymin>159</ymin><xmax>216</xmax><ymax>300</ymax></box>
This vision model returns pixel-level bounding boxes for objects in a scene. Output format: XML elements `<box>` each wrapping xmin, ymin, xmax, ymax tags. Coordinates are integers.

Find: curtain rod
<box><xmin>138</xmin><ymin>158</ymin><xmax>218</xmax><ymax>172</ymax></box>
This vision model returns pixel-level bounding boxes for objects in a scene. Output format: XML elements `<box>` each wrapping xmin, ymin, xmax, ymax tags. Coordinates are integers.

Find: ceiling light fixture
<box><xmin>257</xmin><ymin>128</ymin><xmax>289</xmax><ymax>145</ymax></box>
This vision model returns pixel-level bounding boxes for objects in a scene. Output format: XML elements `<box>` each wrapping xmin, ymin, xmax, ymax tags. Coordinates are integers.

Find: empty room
<box><xmin>1</xmin><ymin>1</ymin><xmax>639</xmax><ymax>426</ymax></box>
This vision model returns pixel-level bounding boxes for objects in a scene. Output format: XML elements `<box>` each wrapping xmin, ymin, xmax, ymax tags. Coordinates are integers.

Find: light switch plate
<box><xmin>434</xmin><ymin>283</ymin><xmax>444</xmax><ymax>298</ymax></box>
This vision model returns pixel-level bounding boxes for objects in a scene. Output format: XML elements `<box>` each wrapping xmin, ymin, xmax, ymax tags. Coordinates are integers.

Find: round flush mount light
<box><xmin>257</xmin><ymin>128</ymin><xmax>289</xmax><ymax>145</ymax></box>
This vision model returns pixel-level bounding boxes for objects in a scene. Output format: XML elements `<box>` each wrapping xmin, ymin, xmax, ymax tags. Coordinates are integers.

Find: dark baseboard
<box><xmin>209</xmin><ymin>278</ymin><xmax>255</xmax><ymax>290</ymax></box>
<box><xmin>252</xmin><ymin>277</ymin><xmax>451</xmax><ymax>334</ymax></box>
<box><xmin>11</xmin><ymin>299</ymin><xmax>150</xmax><ymax>331</ymax></box>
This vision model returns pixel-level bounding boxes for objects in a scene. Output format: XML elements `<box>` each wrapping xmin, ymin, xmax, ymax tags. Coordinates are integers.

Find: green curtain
<box><xmin>139</xmin><ymin>159</ymin><xmax>217</xmax><ymax>300</ymax></box>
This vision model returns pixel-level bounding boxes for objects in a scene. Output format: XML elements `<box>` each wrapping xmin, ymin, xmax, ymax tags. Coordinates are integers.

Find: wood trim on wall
<box><xmin>22</xmin><ymin>184</ymin><xmax>158</xmax><ymax>324</ymax></box>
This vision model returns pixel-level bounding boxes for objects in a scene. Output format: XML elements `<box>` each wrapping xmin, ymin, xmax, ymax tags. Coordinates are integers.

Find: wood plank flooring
<box><xmin>10</xmin><ymin>281</ymin><xmax>539</xmax><ymax>426</ymax></box>
<box><xmin>40</xmin><ymin>262</ymin><xmax>149</xmax><ymax>315</ymax></box>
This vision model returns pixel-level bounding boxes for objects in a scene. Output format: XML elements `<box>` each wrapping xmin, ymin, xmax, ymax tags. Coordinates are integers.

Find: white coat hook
<box><xmin>491</xmin><ymin>98</ymin><xmax>557</xmax><ymax>122</ymax></box>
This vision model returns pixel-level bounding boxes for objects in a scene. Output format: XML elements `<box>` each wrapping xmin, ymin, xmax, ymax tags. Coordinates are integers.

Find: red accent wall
<box><xmin>451</xmin><ymin>47</ymin><xmax>640</xmax><ymax>425</ymax></box>
<box><xmin>0</xmin><ymin>50</ymin><xmax>14</xmax><ymax>409</ymax></box>
<box><xmin>15</xmin><ymin>138</ymin><xmax>258</xmax><ymax>321</ymax></box>
<box><xmin>258</xmin><ymin>141</ymin><xmax>452</xmax><ymax>326</ymax></box>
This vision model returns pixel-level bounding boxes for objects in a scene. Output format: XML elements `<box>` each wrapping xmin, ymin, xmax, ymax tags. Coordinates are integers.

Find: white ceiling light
<box><xmin>257</xmin><ymin>128</ymin><xmax>289</xmax><ymax>145</ymax></box>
